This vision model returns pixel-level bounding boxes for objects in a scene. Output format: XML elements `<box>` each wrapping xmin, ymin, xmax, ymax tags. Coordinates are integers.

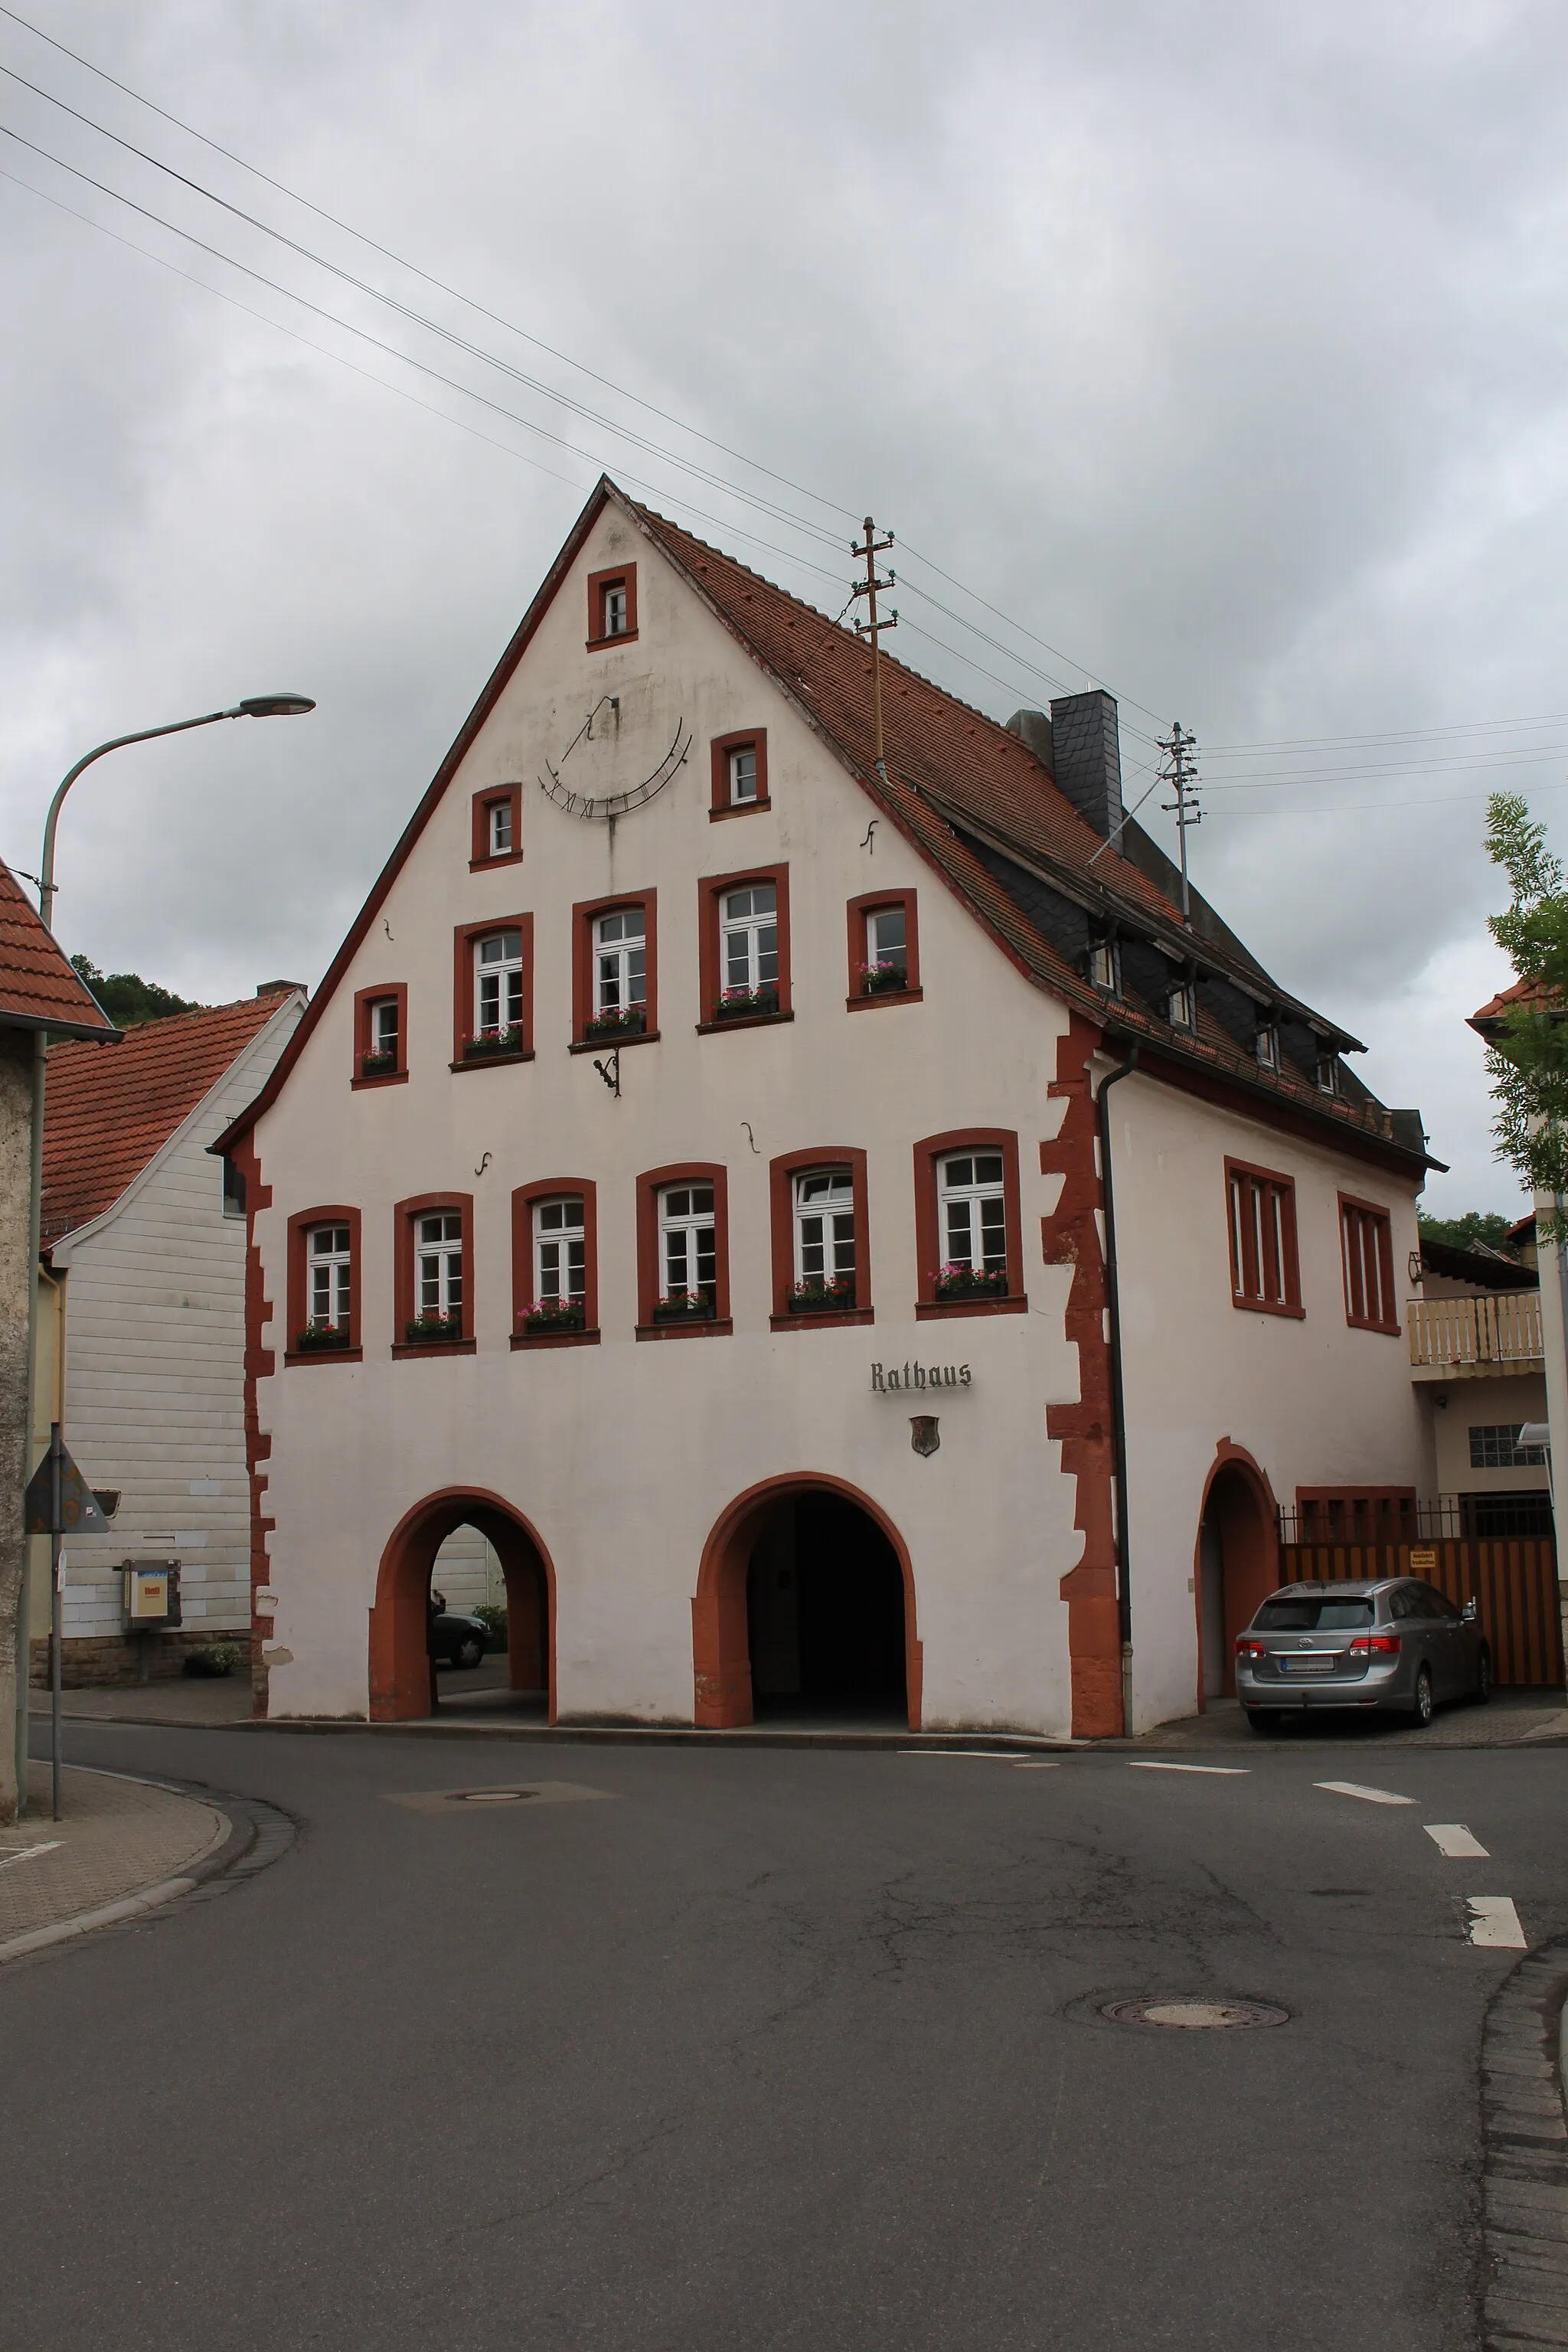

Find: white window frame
<box><xmin>720</xmin><ymin>884</ymin><xmax>779</xmax><ymax>996</ymax></box>
<box><xmin>866</xmin><ymin>905</ymin><xmax>906</xmax><ymax>974</ymax></box>
<box><xmin>486</xmin><ymin>798</ymin><xmax>514</xmax><ymax>858</ymax></box>
<box><xmin>658</xmin><ymin>1184</ymin><xmax>717</xmax><ymax>1302</ymax></box>
<box><xmin>416</xmin><ymin>1212</ymin><xmax>463</xmax><ymax>1321</ymax></box>
<box><xmin>368</xmin><ymin>997</ymin><xmax>399</xmax><ymax>1060</ymax></box>
<box><xmin>938</xmin><ymin>1152</ymin><xmax>1007</xmax><ymax>1274</ymax></box>
<box><xmin>728</xmin><ymin>744</ymin><xmax>759</xmax><ymax>805</ymax></box>
<box><xmin>1088</xmin><ymin>939</ymin><xmax>1121</xmax><ymax>995</ymax></box>
<box><xmin>793</xmin><ymin>1169</ymin><xmax>856</xmax><ymax>1291</ymax></box>
<box><xmin>593</xmin><ymin>906</ymin><xmax>647</xmax><ymax>1017</ymax></box>
<box><xmin>306</xmin><ymin>1223</ymin><xmax>352</xmax><ymax>1330</ymax></box>
<box><xmin>603</xmin><ymin>580</ymin><xmax>629</xmax><ymax>638</ymax></box>
<box><xmin>474</xmin><ymin>929</ymin><xmax>524</xmax><ymax>1039</ymax></box>
<box><xmin>1255</xmin><ymin>1024</ymin><xmax>1281</xmax><ymax>1072</ymax></box>
<box><xmin>1168</xmin><ymin>980</ymin><xmax>1196</xmax><ymax>1032</ymax></box>
<box><xmin>1316</xmin><ymin>1050</ymin><xmax>1339</xmax><ymax>1096</ymax></box>
<box><xmin>533</xmin><ymin>1197</ymin><xmax>586</xmax><ymax>1305</ymax></box>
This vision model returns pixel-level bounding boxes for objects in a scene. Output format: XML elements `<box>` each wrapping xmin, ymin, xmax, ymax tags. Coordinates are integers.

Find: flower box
<box><xmin>582</xmin><ymin>1005</ymin><xmax>647</xmax><ymax>1042</ymax></box>
<box><xmin>404</xmin><ymin>1312</ymin><xmax>464</xmax><ymax>1344</ymax></box>
<box><xmin>788</xmin><ymin>1277</ymin><xmax>857</xmax><ymax>1315</ymax></box>
<box><xmin>359</xmin><ymin>1050</ymin><xmax>399</xmax><ymax>1077</ymax></box>
<box><xmin>930</xmin><ymin>1265</ymin><xmax>1009</xmax><ymax>1302</ymax></box>
<box><xmin>294</xmin><ymin>1322</ymin><xmax>351</xmax><ymax>1352</ymax></box>
<box><xmin>713</xmin><ymin>984</ymin><xmax>779</xmax><ymax>1022</ymax></box>
<box><xmin>520</xmin><ymin>1299</ymin><xmax>586</xmax><ymax>1336</ymax></box>
<box><xmin>462</xmin><ymin>1027</ymin><xmax>524</xmax><ymax>1060</ymax></box>
<box><xmin>857</xmin><ymin>962</ymin><xmax>908</xmax><ymax>997</ymax></box>
<box><xmin>651</xmin><ymin>1290</ymin><xmax>716</xmax><ymax>1324</ymax></box>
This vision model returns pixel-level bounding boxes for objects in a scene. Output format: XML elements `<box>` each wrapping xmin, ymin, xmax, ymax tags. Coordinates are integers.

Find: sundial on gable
<box><xmin>537</xmin><ymin>690</ymin><xmax>692</xmax><ymax>822</ymax></box>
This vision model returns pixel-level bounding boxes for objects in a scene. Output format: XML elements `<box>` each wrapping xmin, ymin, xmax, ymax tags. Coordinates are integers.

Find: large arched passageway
<box><xmin>369</xmin><ymin>1488</ymin><xmax>554</xmax><ymax>1722</ymax></box>
<box><xmin>694</xmin><ymin>1475</ymin><xmax>921</xmax><ymax>1730</ymax></box>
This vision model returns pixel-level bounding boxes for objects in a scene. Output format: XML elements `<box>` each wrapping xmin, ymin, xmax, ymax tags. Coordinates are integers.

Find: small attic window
<box><xmin>222</xmin><ymin>1155</ymin><xmax>247</xmax><ymax>1220</ymax></box>
<box><xmin>1087</xmin><ymin>940</ymin><xmax>1121</xmax><ymax>996</ymax></box>
<box><xmin>1255</xmin><ymin>1024</ymin><xmax>1281</xmax><ymax>1073</ymax></box>
<box><xmin>1316</xmin><ymin>1049</ymin><xmax>1341</xmax><ymax>1096</ymax></box>
<box><xmin>1168</xmin><ymin>980</ymin><xmax>1197</xmax><ymax>1032</ymax></box>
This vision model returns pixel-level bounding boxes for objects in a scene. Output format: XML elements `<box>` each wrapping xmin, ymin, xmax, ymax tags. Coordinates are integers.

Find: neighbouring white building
<box><xmin>220</xmin><ymin>479</ymin><xmax>1440</xmax><ymax>1737</ymax></box>
<box><xmin>31</xmin><ymin>987</ymin><xmax>305</xmax><ymax>1684</ymax></box>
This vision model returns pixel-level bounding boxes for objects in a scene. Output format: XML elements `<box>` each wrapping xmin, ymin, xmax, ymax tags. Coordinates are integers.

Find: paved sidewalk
<box><xmin>1</xmin><ymin>1761</ymin><xmax>230</xmax><ymax>1953</ymax></box>
<box><xmin>1141</xmin><ymin>1688</ymin><xmax>1568</xmax><ymax>1751</ymax></box>
<box><xmin>31</xmin><ymin>1674</ymin><xmax>254</xmax><ymax>1729</ymax></box>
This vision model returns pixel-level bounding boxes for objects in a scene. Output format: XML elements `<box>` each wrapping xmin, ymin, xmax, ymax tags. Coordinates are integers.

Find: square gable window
<box><xmin>353</xmin><ymin>984</ymin><xmax>408</xmax><ymax>1086</ymax></box>
<box><xmin>586</xmin><ymin>564</ymin><xmax>638</xmax><ymax>648</ymax></box>
<box><xmin>571</xmin><ymin>893</ymin><xmax>658</xmax><ymax>1047</ymax></box>
<box><xmin>471</xmin><ymin>783</ymin><xmax>523</xmax><ymax>870</ymax></box>
<box><xmin>847</xmin><ymin>891</ymin><xmax>921</xmax><ymax>1008</ymax></box>
<box><xmin>452</xmin><ymin>916</ymin><xmax>534</xmax><ymax>1067</ymax></box>
<box><xmin>511</xmin><ymin>1179</ymin><xmax>600</xmax><ymax>1347</ymax></box>
<box><xmin>697</xmin><ymin>866</ymin><xmax>791</xmax><ymax>1031</ymax></box>
<box><xmin>912</xmin><ymin>1130</ymin><xmax>1026</xmax><ymax>1318</ymax></box>
<box><xmin>709</xmin><ymin>730</ymin><xmax>770</xmax><ymax>819</ymax></box>
<box><xmin>285</xmin><ymin>1207</ymin><xmax>362</xmax><ymax>1364</ymax></box>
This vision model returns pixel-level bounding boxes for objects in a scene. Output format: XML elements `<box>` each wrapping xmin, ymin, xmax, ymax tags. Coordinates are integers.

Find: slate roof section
<box><xmin>215</xmin><ymin>476</ymin><xmax>1431</xmax><ymax>1174</ymax></box>
<box><xmin>0</xmin><ymin>859</ymin><xmax>119</xmax><ymax>1040</ymax></box>
<box><xmin>43</xmin><ymin>994</ymin><xmax>291</xmax><ymax>1245</ymax></box>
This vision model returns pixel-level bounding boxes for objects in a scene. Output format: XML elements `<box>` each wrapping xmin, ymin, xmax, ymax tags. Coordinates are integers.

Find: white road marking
<box><xmin>0</xmin><ymin>1841</ymin><xmax>63</xmax><ymax>1872</ymax></box>
<box><xmin>1129</xmin><ymin>1762</ymin><xmax>1249</xmax><ymax>1775</ymax></box>
<box><xmin>1315</xmin><ymin>1781</ymin><xmax>1416</xmax><ymax>1806</ymax></box>
<box><xmin>1010</xmin><ymin>1761</ymin><xmax>1061</xmax><ymax>1770</ymax></box>
<box><xmin>900</xmin><ymin>1749</ymin><xmax>1051</xmax><ymax>1763</ymax></box>
<box><xmin>1426</xmin><ymin>1824</ymin><xmax>1489</xmax><ymax>1858</ymax></box>
<box><xmin>1467</xmin><ymin>1896</ymin><xmax>1527</xmax><ymax>1949</ymax></box>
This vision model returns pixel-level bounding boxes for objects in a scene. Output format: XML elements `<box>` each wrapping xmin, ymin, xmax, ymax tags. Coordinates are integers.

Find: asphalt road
<box><xmin>5</xmin><ymin>1718</ymin><xmax>1566</xmax><ymax>2351</ymax></box>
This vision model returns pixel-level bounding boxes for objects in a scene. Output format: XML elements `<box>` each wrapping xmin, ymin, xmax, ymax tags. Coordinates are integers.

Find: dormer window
<box><xmin>1087</xmin><ymin>939</ymin><xmax>1121</xmax><ymax>995</ymax></box>
<box><xmin>1168</xmin><ymin>980</ymin><xmax>1197</xmax><ymax>1032</ymax></box>
<box><xmin>1255</xmin><ymin>1024</ymin><xmax>1280</xmax><ymax>1073</ymax></box>
<box><xmin>1316</xmin><ymin>1049</ymin><xmax>1340</xmax><ymax>1096</ymax></box>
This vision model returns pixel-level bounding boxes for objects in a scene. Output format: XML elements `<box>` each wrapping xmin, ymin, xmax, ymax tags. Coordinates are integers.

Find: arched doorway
<box><xmin>1195</xmin><ymin>1449</ymin><xmax>1279</xmax><ymax>1703</ymax></box>
<box><xmin>694</xmin><ymin>1475</ymin><xmax>920</xmax><ymax>1730</ymax></box>
<box><xmin>370</xmin><ymin>1488</ymin><xmax>554</xmax><ymax>1723</ymax></box>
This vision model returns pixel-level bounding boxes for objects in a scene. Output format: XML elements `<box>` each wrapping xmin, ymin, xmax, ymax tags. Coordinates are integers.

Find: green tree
<box><xmin>1416</xmin><ymin>1210</ymin><xmax>1519</xmax><ymax>1253</ymax></box>
<box><xmin>1483</xmin><ymin>792</ymin><xmax>1568</xmax><ymax>1240</ymax></box>
<box><xmin>70</xmin><ymin>954</ymin><xmax>199</xmax><ymax>1027</ymax></box>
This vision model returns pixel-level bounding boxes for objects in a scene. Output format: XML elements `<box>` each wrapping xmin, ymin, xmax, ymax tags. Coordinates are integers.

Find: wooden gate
<box><xmin>1278</xmin><ymin>1540</ymin><xmax>1564</xmax><ymax>1689</ymax></box>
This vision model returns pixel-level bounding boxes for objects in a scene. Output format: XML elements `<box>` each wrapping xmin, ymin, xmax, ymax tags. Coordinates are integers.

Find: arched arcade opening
<box><xmin>694</xmin><ymin>1476</ymin><xmax>921</xmax><ymax>1730</ymax></box>
<box><xmin>370</xmin><ymin>1488</ymin><xmax>554</xmax><ymax>1723</ymax></box>
<box><xmin>1196</xmin><ymin>1449</ymin><xmax>1279</xmax><ymax>1703</ymax></box>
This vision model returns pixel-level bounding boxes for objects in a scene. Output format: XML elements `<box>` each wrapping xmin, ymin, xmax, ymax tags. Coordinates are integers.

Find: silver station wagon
<box><xmin>1234</xmin><ymin>1579</ymin><xmax>1491</xmax><ymax>1733</ymax></box>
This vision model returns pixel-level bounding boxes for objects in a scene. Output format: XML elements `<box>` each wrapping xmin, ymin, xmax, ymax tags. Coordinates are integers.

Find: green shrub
<box><xmin>183</xmin><ymin>1642</ymin><xmax>241</xmax><ymax>1678</ymax></box>
<box><xmin>473</xmin><ymin>1605</ymin><xmax>508</xmax><ymax>1653</ymax></box>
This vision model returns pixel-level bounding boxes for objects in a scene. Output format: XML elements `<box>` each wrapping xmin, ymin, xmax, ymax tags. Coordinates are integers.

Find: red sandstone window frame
<box><xmin>451</xmin><ymin>914</ymin><xmax>534</xmax><ymax>1068</ymax></box>
<box><xmin>1225</xmin><ymin>1156</ymin><xmax>1304</xmax><ymax>1318</ymax></box>
<box><xmin>845</xmin><ymin>890</ymin><xmax>922</xmax><ymax>1011</ymax></box>
<box><xmin>696</xmin><ymin>863</ymin><xmax>792</xmax><ymax>1033</ymax></box>
<box><xmin>912</xmin><ymin>1129</ymin><xmax>1027</xmax><ymax>1318</ymax></box>
<box><xmin>284</xmin><ymin>1206</ymin><xmax>363</xmax><ymax>1364</ymax></box>
<box><xmin>351</xmin><ymin>983</ymin><xmax>408</xmax><ymax>1089</ymax></box>
<box><xmin>709</xmin><ymin>729</ymin><xmax>769</xmax><ymax>819</ymax></box>
<box><xmin>570</xmin><ymin>890</ymin><xmax>659</xmax><ymax>1049</ymax></box>
<box><xmin>586</xmin><ymin>563</ymin><xmax>638</xmax><ymax>648</ymax></box>
<box><xmin>392</xmin><ymin>1191</ymin><xmax>476</xmax><ymax>1357</ymax></box>
<box><xmin>635</xmin><ymin>1161</ymin><xmax>732</xmax><ymax>1338</ymax></box>
<box><xmin>470</xmin><ymin>782</ymin><xmax>523</xmax><ymax>871</ymax></box>
<box><xmin>767</xmin><ymin>1145</ymin><xmax>874</xmax><ymax>1330</ymax></box>
<box><xmin>511</xmin><ymin>1178</ymin><xmax>600</xmax><ymax>1349</ymax></box>
<box><xmin>1338</xmin><ymin>1192</ymin><xmax>1399</xmax><ymax>1334</ymax></box>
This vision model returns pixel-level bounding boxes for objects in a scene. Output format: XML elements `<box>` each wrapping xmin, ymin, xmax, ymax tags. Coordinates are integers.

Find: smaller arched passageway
<box><xmin>1195</xmin><ymin>1446</ymin><xmax>1279</xmax><ymax>1703</ymax></box>
<box><xmin>694</xmin><ymin>1476</ymin><xmax>921</xmax><ymax>1730</ymax></box>
<box><xmin>369</xmin><ymin>1488</ymin><xmax>554</xmax><ymax>1723</ymax></box>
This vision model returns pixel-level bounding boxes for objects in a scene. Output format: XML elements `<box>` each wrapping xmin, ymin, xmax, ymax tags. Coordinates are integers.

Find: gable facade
<box><xmin>231</xmin><ymin>487</ymin><xmax>1429</xmax><ymax>1737</ymax></box>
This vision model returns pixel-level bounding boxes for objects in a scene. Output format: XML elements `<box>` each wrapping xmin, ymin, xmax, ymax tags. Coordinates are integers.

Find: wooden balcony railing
<box><xmin>1407</xmin><ymin>1292</ymin><xmax>1544</xmax><ymax>1374</ymax></box>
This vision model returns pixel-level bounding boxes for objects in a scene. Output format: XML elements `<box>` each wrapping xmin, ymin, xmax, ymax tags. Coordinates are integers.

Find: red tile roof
<box><xmin>43</xmin><ymin>995</ymin><xmax>291</xmax><ymax>1243</ymax></box>
<box><xmin>1470</xmin><ymin>975</ymin><xmax>1552</xmax><ymax>1028</ymax></box>
<box><xmin>0</xmin><ymin>860</ymin><xmax>118</xmax><ymax>1038</ymax></box>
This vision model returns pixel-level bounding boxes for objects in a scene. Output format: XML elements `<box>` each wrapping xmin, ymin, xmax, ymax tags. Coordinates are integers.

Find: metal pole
<box><xmin>48</xmin><ymin>1422</ymin><xmax>61</xmax><ymax>1821</ymax></box>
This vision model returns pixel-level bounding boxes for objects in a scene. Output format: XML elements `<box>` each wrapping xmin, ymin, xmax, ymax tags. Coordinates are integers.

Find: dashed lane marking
<box><xmin>1315</xmin><ymin>1781</ymin><xmax>1416</xmax><ymax>1806</ymax></box>
<box><xmin>1129</xmin><ymin>1762</ymin><xmax>1249</xmax><ymax>1775</ymax></box>
<box><xmin>1426</xmin><ymin>1824</ymin><xmax>1489</xmax><ymax>1858</ymax></box>
<box><xmin>1467</xmin><ymin>1895</ymin><xmax>1527</xmax><ymax>1949</ymax></box>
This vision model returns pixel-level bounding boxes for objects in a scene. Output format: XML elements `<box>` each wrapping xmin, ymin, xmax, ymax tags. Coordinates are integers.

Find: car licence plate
<box><xmin>1279</xmin><ymin>1655</ymin><xmax>1338</xmax><ymax>1675</ymax></box>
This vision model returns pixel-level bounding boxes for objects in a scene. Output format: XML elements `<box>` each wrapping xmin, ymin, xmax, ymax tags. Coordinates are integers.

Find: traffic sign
<box><xmin>24</xmin><ymin>1442</ymin><xmax>111</xmax><ymax>1535</ymax></box>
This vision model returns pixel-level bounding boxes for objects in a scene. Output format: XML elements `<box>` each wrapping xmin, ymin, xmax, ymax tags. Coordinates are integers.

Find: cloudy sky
<box><xmin>3</xmin><ymin>0</ymin><xmax>1565</xmax><ymax>1213</ymax></box>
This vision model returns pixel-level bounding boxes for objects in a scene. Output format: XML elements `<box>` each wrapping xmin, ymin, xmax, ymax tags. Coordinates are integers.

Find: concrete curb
<box><xmin>1481</xmin><ymin>1934</ymin><xmax>1568</xmax><ymax>2347</ymax></box>
<box><xmin>0</xmin><ymin>1768</ymin><xmax>287</xmax><ymax>1968</ymax></box>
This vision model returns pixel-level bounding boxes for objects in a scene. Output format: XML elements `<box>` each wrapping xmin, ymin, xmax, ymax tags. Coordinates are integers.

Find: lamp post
<box><xmin>13</xmin><ymin>692</ymin><xmax>315</xmax><ymax>1815</ymax></box>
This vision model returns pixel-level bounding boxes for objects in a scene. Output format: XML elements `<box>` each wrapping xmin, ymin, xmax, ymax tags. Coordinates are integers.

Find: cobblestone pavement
<box><xmin>0</xmin><ymin>1762</ymin><xmax>230</xmax><ymax>1949</ymax></box>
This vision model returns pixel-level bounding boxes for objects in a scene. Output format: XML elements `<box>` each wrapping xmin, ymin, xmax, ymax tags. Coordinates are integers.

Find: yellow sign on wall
<box><xmin>1410</xmin><ymin>1547</ymin><xmax>1437</xmax><ymax>1571</ymax></box>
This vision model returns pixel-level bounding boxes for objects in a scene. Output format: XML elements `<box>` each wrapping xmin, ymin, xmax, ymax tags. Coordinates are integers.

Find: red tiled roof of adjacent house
<box><xmin>1470</xmin><ymin>975</ymin><xmax>1553</xmax><ymax>1027</ymax></box>
<box><xmin>43</xmin><ymin>994</ymin><xmax>289</xmax><ymax>1243</ymax></box>
<box><xmin>0</xmin><ymin>859</ymin><xmax>118</xmax><ymax>1037</ymax></box>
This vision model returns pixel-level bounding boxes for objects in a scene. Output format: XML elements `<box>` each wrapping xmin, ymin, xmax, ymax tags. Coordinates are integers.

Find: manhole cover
<box><xmin>1100</xmin><ymin>1998</ymin><xmax>1289</xmax><ymax>2031</ymax></box>
<box><xmin>452</xmin><ymin>1788</ymin><xmax>535</xmax><ymax>1804</ymax></box>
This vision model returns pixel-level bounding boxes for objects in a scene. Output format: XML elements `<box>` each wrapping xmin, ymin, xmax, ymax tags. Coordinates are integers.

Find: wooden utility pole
<box><xmin>851</xmin><ymin>518</ymin><xmax>897</xmax><ymax>777</ymax></box>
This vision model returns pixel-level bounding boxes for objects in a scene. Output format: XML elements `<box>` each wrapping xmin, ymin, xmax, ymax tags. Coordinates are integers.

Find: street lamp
<box><xmin>15</xmin><ymin>692</ymin><xmax>315</xmax><ymax>1814</ymax></box>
